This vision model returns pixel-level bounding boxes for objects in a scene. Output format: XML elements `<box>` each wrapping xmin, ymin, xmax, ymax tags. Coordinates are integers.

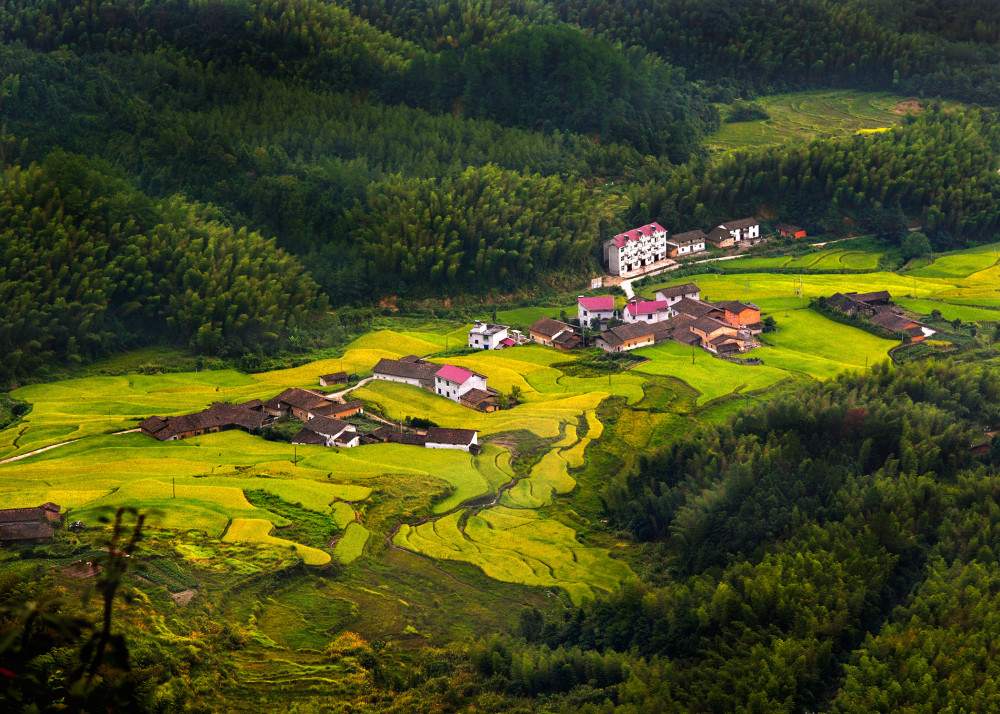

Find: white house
<box><xmin>434</xmin><ymin>364</ymin><xmax>488</xmax><ymax>403</ymax></box>
<box><xmin>624</xmin><ymin>299</ymin><xmax>672</xmax><ymax>324</ymax></box>
<box><xmin>666</xmin><ymin>230</ymin><xmax>706</xmax><ymax>256</ymax></box>
<box><xmin>291</xmin><ymin>416</ymin><xmax>359</xmax><ymax>448</ymax></box>
<box><xmin>425</xmin><ymin>427</ymin><xmax>478</xmax><ymax>452</ymax></box>
<box><xmin>602</xmin><ymin>222</ymin><xmax>671</xmax><ymax>276</ymax></box>
<box><xmin>577</xmin><ymin>295</ymin><xmax>616</xmax><ymax>330</ymax></box>
<box><xmin>654</xmin><ymin>282</ymin><xmax>701</xmax><ymax>311</ymax></box>
<box><xmin>468</xmin><ymin>322</ymin><xmax>512</xmax><ymax>350</ymax></box>
<box><xmin>707</xmin><ymin>217</ymin><xmax>760</xmax><ymax>247</ymax></box>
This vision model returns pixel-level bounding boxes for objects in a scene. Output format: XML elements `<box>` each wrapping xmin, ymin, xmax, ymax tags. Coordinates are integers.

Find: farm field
<box><xmin>2</xmin><ymin>250</ymin><xmax>996</xmax><ymax>609</ymax></box>
<box><xmin>707</xmin><ymin>90</ymin><xmax>919</xmax><ymax>155</ymax></box>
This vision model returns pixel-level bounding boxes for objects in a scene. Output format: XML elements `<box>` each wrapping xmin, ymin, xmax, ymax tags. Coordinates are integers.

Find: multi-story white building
<box><xmin>706</xmin><ymin>217</ymin><xmax>760</xmax><ymax>248</ymax></box>
<box><xmin>666</xmin><ymin>230</ymin><xmax>707</xmax><ymax>256</ymax></box>
<box><xmin>603</xmin><ymin>222</ymin><xmax>671</xmax><ymax>276</ymax></box>
<box><xmin>468</xmin><ymin>322</ymin><xmax>512</xmax><ymax>350</ymax></box>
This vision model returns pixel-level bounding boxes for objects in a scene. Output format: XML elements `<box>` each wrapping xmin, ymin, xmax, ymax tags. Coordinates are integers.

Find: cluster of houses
<box><xmin>603</xmin><ymin>217</ymin><xmax>767</xmax><ymax>277</ymax></box>
<box><xmin>825</xmin><ymin>291</ymin><xmax>935</xmax><ymax>341</ymax></box>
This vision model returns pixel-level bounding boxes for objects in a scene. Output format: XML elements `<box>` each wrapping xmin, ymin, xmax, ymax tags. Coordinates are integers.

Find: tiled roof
<box><xmin>600</xmin><ymin>322</ymin><xmax>656</xmax><ymax>347</ymax></box>
<box><xmin>312</xmin><ymin>399</ymin><xmax>364</xmax><ymax>417</ymax></box>
<box><xmin>673</xmin><ymin>298</ymin><xmax>716</xmax><ymax>318</ymax></box>
<box><xmin>626</xmin><ymin>300</ymin><xmax>669</xmax><ymax>316</ymax></box>
<box><xmin>853</xmin><ymin>290</ymin><xmax>892</xmax><ymax>303</ymax></box>
<box><xmin>656</xmin><ymin>282</ymin><xmax>700</xmax><ymax>299</ymax></box>
<box><xmin>870</xmin><ymin>311</ymin><xmax>917</xmax><ymax>332</ymax></box>
<box><xmin>461</xmin><ymin>388</ymin><xmax>497</xmax><ymax>406</ymax></box>
<box><xmin>722</xmin><ymin>217</ymin><xmax>759</xmax><ymax>229</ymax></box>
<box><xmin>320</xmin><ymin>371</ymin><xmax>348</xmax><ymax>382</ymax></box>
<box><xmin>291</xmin><ymin>428</ymin><xmax>327</xmax><ymax>446</ymax></box>
<box><xmin>612</xmin><ymin>222</ymin><xmax>666</xmax><ymax>247</ymax></box>
<box><xmin>306</xmin><ymin>416</ymin><xmax>353</xmax><ymax>439</ymax></box>
<box><xmin>776</xmin><ymin>223</ymin><xmax>803</xmax><ymax>233</ymax></box>
<box><xmin>372</xmin><ymin>357</ymin><xmax>438</xmax><ymax>381</ymax></box>
<box><xmin>426</xmin><ymin>427</ymin><xmax>477</xmax><ymax>446</ymax></box>
<box><xmin>691</xmin><ymin>316</ymin><xmax>735</xmax><ymax>335</ymax></box>
<box><xmin>713</xmin><ymin>300</ymin><xmax>759</xmax><ymax>314</ymax></box>
<box><xmin>578</xmin><ymin>296</ymin><xmax>615</xmax><ymax>311</ymax></box>
<box><xmin>669</xmin><ymin>230</ymin><xmax>707</xmax><ymax>244</ymax></box>
<box><xmin>530</xmin><ymin>317</ymin><xmax>574</xmax><ymax>339</ymax></box>
<box><xmin>436</xmin><ymin>364</ymin><xmax>475</xmax><ymax>384</ymax></box>
<box><xmin>142</xmin><ymin>402</ymin><xmax>269</xmax><ymax>440</ymax></box>
<box><xmin>500</xmin><ymin>337</ymin><xmax>516</xmax><ymax>347</ymax></box>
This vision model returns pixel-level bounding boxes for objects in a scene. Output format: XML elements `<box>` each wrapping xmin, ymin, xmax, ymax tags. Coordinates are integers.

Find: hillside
<box><xmin>3</xmin><ymin>1</ymin><xmax>1000</xmax><ymax>711</ymax></box>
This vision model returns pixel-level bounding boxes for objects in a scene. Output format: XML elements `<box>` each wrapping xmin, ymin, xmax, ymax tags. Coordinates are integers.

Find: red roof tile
<box><xmin>612</xmin><ymin>223</ymin><xmax>666</xmax><ymax>247</ymax></box>
<box><xmin>626</xmin><ymin>300</ymin><xmax>669</xmax><ymax>316</ymax></box>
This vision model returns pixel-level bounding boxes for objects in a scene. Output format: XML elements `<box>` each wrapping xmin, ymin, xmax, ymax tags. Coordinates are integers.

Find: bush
<box><xmin>725</xmin><ymin>100</ymin><xmax>770</xmax><ymax>123</ymax></box>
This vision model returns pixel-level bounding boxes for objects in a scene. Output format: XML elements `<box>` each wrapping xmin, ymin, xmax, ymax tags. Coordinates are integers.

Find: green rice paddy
<box><xmin>708</xmin><ymin>90</ymin><xmax>919</xmax><ymax>155</ymax></box>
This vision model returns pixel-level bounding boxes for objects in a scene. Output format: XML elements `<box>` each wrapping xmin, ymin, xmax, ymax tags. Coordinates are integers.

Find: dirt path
<box><xmin>327</xmin><ymin>377</ymin><xmax>374</xmax><ymax>401</ymax></box>
<box><xmin>0</xmin><ymin>439</ymin><xmax>79</xmax><ymax>465</ymax></box>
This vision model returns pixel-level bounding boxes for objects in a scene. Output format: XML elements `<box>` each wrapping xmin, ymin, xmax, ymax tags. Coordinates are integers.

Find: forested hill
<box><xmin>3</xmin><ymin>0</ymin><xmax>1000</xmax><ymax>377</ymax></box>
<box><xmin>472</xmin><ymin>361</ymin><xmax>1000</xmax><ymax>711</ymax></box>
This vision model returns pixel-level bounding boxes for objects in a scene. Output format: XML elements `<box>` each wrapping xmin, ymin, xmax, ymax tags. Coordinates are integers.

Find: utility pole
<box><xmin>293</xmin><ymin>445</ymin><xmax>298</xmax><ymax>465</ymax></box>
<box><xmin>691</xmin><ymin>344</ymin><xmax>695</xmax><ymax>364</ymax></box>
<box><xmin>172</xmin><ymin>477</ymin><xmax>176</xmax><ymax>500</ymax></box>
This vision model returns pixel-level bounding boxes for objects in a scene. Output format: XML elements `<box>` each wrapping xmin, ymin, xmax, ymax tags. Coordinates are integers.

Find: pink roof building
<box><xmin>612</xmin><ymin>222</ymin><xmax>666</xmax><ymax>247</ymax></box>
<box><xmin>578</xmin><ymin>296</ymin><xmax>615</xmax><ymax>312</ymax></box>
<box><xmin>626</xmin><ymin>300</ymin><xmax>669</xmax><ymax>316</ymax></box>
<box><xmin>435</xmin><ymin>364</ymin><xmax>475</xmax><ymax>384</ymax></box>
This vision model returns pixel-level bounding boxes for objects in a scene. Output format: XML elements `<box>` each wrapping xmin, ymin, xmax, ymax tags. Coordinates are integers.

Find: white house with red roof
<box><xmin>624</xmin><ymin>299</ymin><xmax>672</xmax><ymax>324</ymax></box>
<box><xmin>434</xmin><ymin>364</ymin><xmax>488</xmax><ymax>403</ymax></box>
<box><xmin>602</xmin><ymin>222</ymin><xmax>671</xmax><ymax>276</ymax></box>
<box><xmin>577</xmin><ymin>295</ymin><xmax>617</xmax><ymax>330</ymax></box>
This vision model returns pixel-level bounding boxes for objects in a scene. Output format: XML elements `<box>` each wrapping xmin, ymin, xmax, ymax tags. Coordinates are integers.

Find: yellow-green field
<box><xmin>723</xmin><ymin>248</ymin><xmax>883</xmax><ymax>271</ymax></box>
<box><xmin>707</xmin><ymin>90</ymin><xmax>919</xmax><ymax>155</ymax></box>
<box><xmin>4</xmin><ymin>249</ymin><xmax>995</xmax><ymax>604</ymax></box>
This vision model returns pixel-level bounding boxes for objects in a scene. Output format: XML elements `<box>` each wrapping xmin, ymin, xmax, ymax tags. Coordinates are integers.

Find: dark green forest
<box><xmin>471</xmin><ymin>361</ymin><xmax>1000</xmax><ymax>711</ymax></box>
<box><xmin>1</xmin><ymin>0</ymin><xmax>1000</xmax><ymax>372</ymax></box>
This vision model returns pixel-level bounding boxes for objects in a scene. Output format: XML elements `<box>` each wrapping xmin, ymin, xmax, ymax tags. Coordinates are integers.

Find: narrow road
<box><xmin>326</xmin><ymin>376</ymin><xmax>373</xmax><ymax>401</ymax></box>
<box><xmin>619</xmin><ymin>262</ymin><xmax>680</xmax><ymax>299</ymax></box>
<box><xmin>0</xmin><ymin>439</ymin><xmax>79</xmax><ymax>465</ymax></box>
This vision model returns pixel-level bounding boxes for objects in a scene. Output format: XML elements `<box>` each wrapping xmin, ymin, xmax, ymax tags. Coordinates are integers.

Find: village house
<box><xmin>603</xmin><ymin>222</ymin><xmax>671</xmax><ymax>276</ymax></box>
<box><xmin>460</xmin><ymin>388</ymin><xmax>502</xmax><ymax>412</ymax></box>
<box><xmin>624</xmin><ymin>299</ymin><xmax>672</xmax><ymax>324</ymax></box>
<box><xmin>372</xmin><ymin>355</ymin><xmax>439</xmax><ymax>391</ymax></box>
<box><xmin>468</xmin><ymin>322</ymin><xmax>514</xmax><ymax>350</ymax></box>
<box><xmin>426</xmin><ymin>427</ymin><xmax>479</xmax><ymax>453</ymax></box>
<box><xmin>577</xmin><ymin>295</ymin><xmax>617</xmax><ymax>330</ymax></box>
<box><xmin>291</xmin><ymin>416</ymin><xmax>359</xmax><ymax>448</ymax></box>
<box><xmin>654</xmin><ymin>282</ymin><xmax>701</xmax><ymax>309</ymax></box>
<box><xmin>140</xmin><ymin>401</ymin><xmax>271</xmax><ymax>441</ymax></box>
<box><xmin>706</xmin><ymin>217</ymin><xmax>760</xmax><ymax>248</ymax></box>
<box><xmin>435</xmin><ymin>364</ymin><xmax>488</xmax><ymax>403</ymax></box>
<box><xmin>0</xmin><ymin>502</ymin><xmax>61</xmax><ymax>544</ymax></box>
<box><xmin>319</xmin><ymin>372</ymin><xmax>348</xmax><ymax>387</ymax></box>
<box><xmin>869</xmin><ymin>311</ymin><xmax>934</xmax><ymax>342</ymax></box>
<box><xmin>263</xmin><ymin>388</ymin><xmax>340</xmax><ymax>421</ymax></box>
<box><xmin>712</xmin><ymin>300</ymin><xmax>763</xmax><ymax>332</ymax></box>
<box><xmin>666</xmin><ymin>230</ymin><xmax>707</xmax><ymax>256</ymax></box>
<box><xmin>595</xmin><ymin>322</ymin><xmax>656</xmax><ymax>353</ymax></box>
<box><xmin>320</xmin><ymin>400</ymin><xmax>364</xmax><ymax>420</ymax></box>
<box><xmin>529</xmin><ymin>318</ymin><xmax>581</xmax><ymax>349</ymax></box>
<box><xmin>776</xmin><ymin>223</ymin><xmax>807</xmax><ymax>239</ymax></box>
<box><xmin>825</xmin><ymin>290</ymin><xmax>935</xmax><ymax>342</ymax></box>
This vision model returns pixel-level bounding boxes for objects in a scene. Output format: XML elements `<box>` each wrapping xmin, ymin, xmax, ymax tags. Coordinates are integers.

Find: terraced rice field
<box><xmin>722</xmin><ymin>249</ymin><xmax>882</xmax><ymax>271</ymax></box>
<box><xmin>394</xmin><ymin>507</ymin><xmax>634</xmax><ymax>606</ymax></box>
<box><xmin>708</xmin><ymin>90</ymin><xmax>918</xmax><ymax>155</ymax></box>
<box><xmin>334</xmin><ymin>522</ymin><xmax>370</xmax><ymax>564</ymax></box>
<box><xmin>223</xmin><ymin>518</ymin><xmax>331</xmax><ymax>566</ymax></box>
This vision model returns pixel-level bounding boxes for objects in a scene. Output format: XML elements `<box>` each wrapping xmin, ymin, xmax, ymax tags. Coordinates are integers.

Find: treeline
<box><xmin>0</xmin><ymin>150</ymin><xmax>326</xmax><ymax>384</ymax></box>
<box><xmin>624</xmin><ymin>105</ymin><xmax>1000</xmax><ymax>250</ymax></box>
<box><xmin>463</xmin><ymin>360</ymin><xmax>1000</xmax><ymax>711</ymax></box>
